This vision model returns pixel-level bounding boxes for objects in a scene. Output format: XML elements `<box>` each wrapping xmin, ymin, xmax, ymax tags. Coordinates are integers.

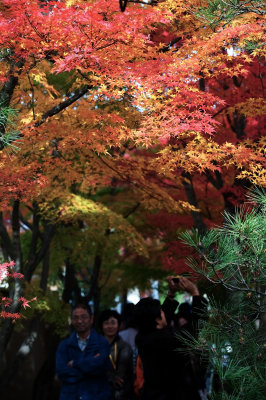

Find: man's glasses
<box><xmin>72</xmin><ymin>315</ymin><xmax>90</xmax><ymax>321</ymax></box>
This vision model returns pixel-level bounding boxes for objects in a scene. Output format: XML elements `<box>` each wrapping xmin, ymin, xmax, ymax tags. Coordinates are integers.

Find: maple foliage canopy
<box><xmin>0</xmin><ymin>0</ymin><xmax>265</xmax><ymax>274</ymax></box>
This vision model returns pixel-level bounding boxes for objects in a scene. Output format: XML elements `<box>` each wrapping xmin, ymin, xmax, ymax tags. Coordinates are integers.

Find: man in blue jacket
<box><xmin>56</xmin><ymin>303</ymin><xmax>111</xmax><ymax>400</ymax></box>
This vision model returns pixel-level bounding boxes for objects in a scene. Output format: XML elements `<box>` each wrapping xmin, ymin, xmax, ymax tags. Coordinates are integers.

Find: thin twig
<box><xmin>27</xmin><ymin>73</ymin><xmax>35</xmax><ymax>120</ymax></box>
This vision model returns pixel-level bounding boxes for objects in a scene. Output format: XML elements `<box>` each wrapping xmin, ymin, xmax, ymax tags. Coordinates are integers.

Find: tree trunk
<box><xmin>0</xmin><ymin>316</ymin><xmax>39</xmax><ymax>395</ymax></box>
<box><xmin>40</xmin><ymin>246</ymin><xmax>50</xmax><ymax>293</ymax></box>
<box><xmin>24</xmin><ymin>221</ymin><xmax>55</xmax><ymax>283</ymax></box>
<box><xmin>62</xmin><ymin>257</ymin><xmax>81</xmax><ymax>305</ymax></box>
<box><xmin>0</xmin><ymin>200</ymin><xmax>23</xmax><ymax>383</ymax></box>
<box><xmin>182</xmin><ymin>172</ymin><xmax>207</xmax><ymax>234</ymax></box>
<box><xmin>0</xmin><ymin>202</ymin><xmax>55</xmax><ymax>378</ymax></box>
<box><xmin>86</xmin><ymin>254</ymin><xmax>102</xmax><ymax>326</ymax></box>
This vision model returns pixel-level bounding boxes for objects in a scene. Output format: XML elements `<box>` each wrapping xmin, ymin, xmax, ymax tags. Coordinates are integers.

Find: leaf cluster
<box><xmin>20</xmin><ymin>282</ymin><xmax>71</xmax><ymax>337</ymax></box>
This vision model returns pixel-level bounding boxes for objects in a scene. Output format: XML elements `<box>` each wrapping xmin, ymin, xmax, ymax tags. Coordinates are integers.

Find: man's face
<box><xmin>72</xmin><ymin>307</ymin><xmax>93</xmax><ymax>335</ymax></box>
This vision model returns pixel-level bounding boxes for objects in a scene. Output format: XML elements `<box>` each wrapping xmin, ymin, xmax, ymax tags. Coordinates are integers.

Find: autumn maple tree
<box><xmin>0</xmin><ymin>0</ymin><xmax>265</xmax><ymax>395</ymax></box>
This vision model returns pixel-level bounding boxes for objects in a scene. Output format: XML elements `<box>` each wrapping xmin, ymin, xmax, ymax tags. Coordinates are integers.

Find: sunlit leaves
<box><xmin>41</xmin><ymin>193</ymin><xmax>148</xmax><ymax>257</ymax></box>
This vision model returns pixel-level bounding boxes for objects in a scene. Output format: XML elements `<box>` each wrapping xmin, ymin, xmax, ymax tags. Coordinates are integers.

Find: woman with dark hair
<box><xmin>134</xmin><ymin>277</ymin><xmax>208</xmax><ymax>400</ymax></box>
<box><xmin>99</xmin><ymin>309</ymin><xmax>134</xmax><ymax>400</ymax></box>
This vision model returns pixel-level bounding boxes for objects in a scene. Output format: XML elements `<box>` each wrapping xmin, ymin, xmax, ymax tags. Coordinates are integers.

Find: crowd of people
<box><xmin>56</xmin><ymin>276</ymin><xmax>208</xmax><ymax>400</ymax></box>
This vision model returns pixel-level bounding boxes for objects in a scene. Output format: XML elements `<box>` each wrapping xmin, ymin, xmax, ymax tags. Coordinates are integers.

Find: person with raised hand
<box><xmin>134</xmin><ymin>276</ymin><xmax>208</xmax><ymax>400</ymax></box>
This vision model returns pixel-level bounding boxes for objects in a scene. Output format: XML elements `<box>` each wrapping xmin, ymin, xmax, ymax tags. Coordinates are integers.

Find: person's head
<box><xmin>121</xmin><ymin>302</ymin><xmax>136</xmax><ymax>329</ymax></box>
<box><xmin>99</xmin><ymin>309</ymin><xmax>121</xmax><ymax>342</ymax></box>
<box><xmin>133</xmin><ymin>297</ymin><xmax>167</xmax><ymax>333</ymax></box>
<box><xmin>71</xmin><ymin>303</ymin><xmax>93</xmax><ymax>338</ymax></box>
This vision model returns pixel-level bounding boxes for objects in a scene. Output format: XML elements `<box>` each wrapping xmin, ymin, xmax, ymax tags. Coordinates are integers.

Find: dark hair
<box><xmin>133</xmin><ymin>297</ymin><xmax>161</xmax><ymax>333</ymax></box>
<box><xmin>72</xmin><ymin>303</ymin><xmax>92</xmax><ymax>316</ymax></box>
<box><xmin>98</xmin><ymin>309</ymin><xmax>121</xmax><ymax>330</ymax></box>
<box><xmin>178</xmin><ymin>302</ymin><xmax>192</xmax><ymax>319</ymax></box>
<box><xmin>122</xmin><ymin>302</ymin><xmax>136</xmax><ymax>329</ymax></box>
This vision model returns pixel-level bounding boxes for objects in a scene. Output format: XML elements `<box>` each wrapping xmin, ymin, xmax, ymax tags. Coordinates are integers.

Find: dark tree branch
<box><xmin>0</xmin><ymin>212</ymin><xmax>14</xmax><ymax>260</ymax></box>
<box><xmin>205</xmin><ymin>170</ymin><xmax>224</xmax><ymax>190</ymax></box>
<box><xmin>123</xmin><ymin>203</ymin><xmax>140</xmax><ymax>219</ymax></box>
<box><xmin>26</xmin><ymin>202</ymin><xmax>41</xmax><ymax>273</ymax></box>
<box><xmin>35</xmin><ymin>85</ymin><xmax>92</xmax><ymax>127</ymax></box>
<box><xmin>19</xmin><ymin>212</ymin><xmax>33</xmax><ymax>232</ymax></box>
<box><xmin>87</xmin><ymin>254</ymin><xmax>102</xmax><ymax>325</ymax></box>
<box><xmin>161</xmin><ymin>37</ymin><xmax>182</xmax><ymax>53</ymax></box>
<box><xmin>40</xmin><ymin>246</ymin><xmax>50</xmax><ymax>293</ymax></box>
<box><xmin>24</xmin><ymin>223</ymin><xmax>56</xmax><ymax>282</ymax></box>
<box><xmin>0</xmin><ymin>202</ymin><xmax>24</xmax><ymax>375</ymax></box>
<box><xmin>258</xmin><ymin>60</ymin><xmax>265</xmax><ymax>98</ymax></box>
<box><xmin>27</xmin><ymin>72</ymin><xmax>36</xmax><ymax>120</ymax></box>
<box><xmin>226</xmin><ymin>113</ymin><xmax>236</xmax><ymax>133</ymax></box>
<box><xmin>25</xmin><ymin>12</ymin><xmax>47</xmax><ymax>41</ymax></box>
<box><xmin>62</xmin><ymin>258</ymin><xmax>81</xmax><ymax>304</ymax></box>
<box><xmin>182</xmin><ymin>172</ymin><xmax>207</xmax><ymax>234</ymax></box>
<box><xmin>127</xmin><ymin>0</ymin><xmax>158</xmax><ymax>5</ymax></box>
<box><xmin>119</xmin><ymin>0</ymin><xmax>128</xmax><ymax>12</ymax></box>
<box><xmin>86</xmin><ymin>254</ymin><xmax>102</xmax><ymax>303</ymax></box>
<box><xmin>11</xmin><ymin>200</ymin><xmax>22</xmax><ymax>268</ymax></box>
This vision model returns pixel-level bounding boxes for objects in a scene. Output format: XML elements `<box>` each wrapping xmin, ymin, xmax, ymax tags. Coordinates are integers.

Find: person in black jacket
<box><xmin>134</xmin><ymin>276</ymin><xmax>208</xmax><ymax>400</ymax></box>
<box><xmin>99</xmin><ymin>309</ymin><xmax>135</xmax><ymax>400</ymax></box>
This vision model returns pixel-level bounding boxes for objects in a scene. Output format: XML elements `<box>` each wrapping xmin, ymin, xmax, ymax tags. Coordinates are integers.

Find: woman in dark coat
<box><xmin>134</xmin><ymin>277</ymin><xmax>208</xmax><ymax>400</ymax></box>
<box><xmin>99</xmin><ymin>309</ymin><xmax>135</xmax><ymax>400</ymax></box>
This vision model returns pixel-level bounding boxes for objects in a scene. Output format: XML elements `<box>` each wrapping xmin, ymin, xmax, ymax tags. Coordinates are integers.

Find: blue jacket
<box><xmin>56</xmin><ymin>328</ymin><xmax>111</xmax><ymax>400</ymax></box>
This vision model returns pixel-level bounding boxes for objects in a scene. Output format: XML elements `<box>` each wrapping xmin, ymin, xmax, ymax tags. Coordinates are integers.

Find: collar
<box><xmin>76</xmin><ymin>332</ymin><xmax>90</xmax><ymax>341</ymax></box>
<box><xmin>76</xmin><ymin>332</ymin><xmax>90</xmax><ymax>351</ymax></box>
